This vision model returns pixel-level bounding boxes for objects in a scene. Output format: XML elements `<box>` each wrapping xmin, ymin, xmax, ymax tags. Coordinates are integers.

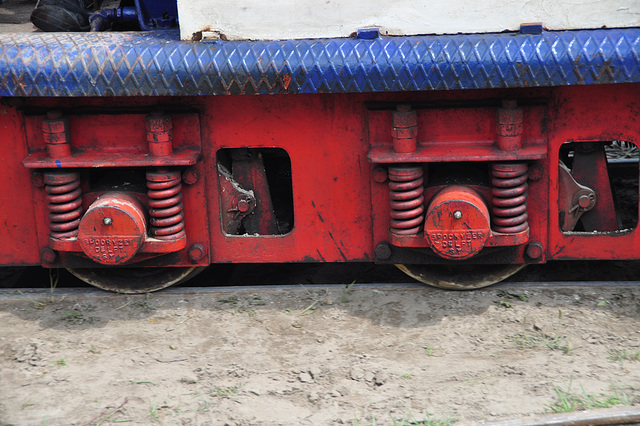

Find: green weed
<box><xmin>496</xmin><ymin>289</ymin><xmax>528</xmax><ymax>302</ymax></box>
<box><xmin>149</xmin><ymin>403</ymin><xmax>160</xmax><ymax>424</ymax></box>
<box><xmin>509</xmin><ymin>332</ymin><xmax>573</xmax><ymax>354</ymax></box>
<box><xmin>608</xmin><ymin>349</ymin><xmax>640</xmax><ymax>363</ymax></box>
<box><xmin>210</xmin><ymin>386</ymin><xmax>239</xmax><ymax>398</ymax></box>
<box><xmin>549</xmin><ymin>380</ymin><xmax>634</xmax><ymax>413</ymax></box>
<box><xmin>339</xmin><ymin>280</ymin><xmax>356</xmax><ymax>303</ymax></box>
<box><xmin>218</xmin><ymin>295</ymin><xmax>238</xmax><ymax>305</ymax></box>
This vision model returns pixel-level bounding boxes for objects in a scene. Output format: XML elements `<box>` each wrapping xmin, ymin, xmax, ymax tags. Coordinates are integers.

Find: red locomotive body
<box><xmin>1</xmin><ymin>10</ymin><xmax>639</xmax><ymax>291</ymax></box>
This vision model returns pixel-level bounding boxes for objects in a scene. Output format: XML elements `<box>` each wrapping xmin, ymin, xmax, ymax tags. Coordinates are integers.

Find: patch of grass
<box><xmin>509</xmin><ymin>332</ymin><xmax>573</xmax><ymax>354</ymax></box>
<box><xmin>608</xmin><ymin>349</ymin><xmax>640</xmax><ymax>363</ymax></box>
<box><xmin>549</xmin><ymin>380</ymin><xmax>634</xmax><ymax>413</ymax></box>
<box><xmin>133</xmin><ymin>294</ymin><xmax>156</xmax><ymax>313</ymax></box>
<box><xmin>424</xmin><ymin>346</ymin><xmax>435</xmax><ymax>357</ymax></box>
<box><xmin>250</xmin><ymin>295</ymin><xmax>266</xmax><ymax>306</ymax></box>
<box><xmin>495</xmin><ymin>300</ymin><xmax>512</xmax><ymax>308</ymax></box>
<box><xmin>339</xmin><ymin>280</ymin><xmax>356</xmax><ymax>303</ymax></box>
<box><xmin>196</xmin><ymin>394</ymin><xmax>210</xmax><ymax>413</ymax></box>
<box><xmin>210</xmin><ymin>386</ymin><xmax>239</xmax><ymax>398</ymax></box>
<box><xmin>218</xmin><ymin>295</ymin><xmax>238</xmax><ymax>305</ymax></box>
<box><xmin>48</xmin><ymin>268</ymin><xmax>59</xmax><ymax>303</ymax></box>
<box><xmin>496</xmin><ymin>289</ymin><xmax>528</xmax><ymax>302</ymax></box>
<box><xmin>149</xmin><ymin>403</ymin><xmax>160</xmax><ymax>424</ymax></box>
<box><xmin>354</xmin><ymin>412</ymin><xmax>456</xmax><ymax>426</ymax></box>
<box><xmin>400</xmin><ymin>373</ymin><xmax>412</xmax><ymax>380</ymax></box>
<box><xmin>62</xmin><ymin>310</ymin><xmax>84</xmax><ymax>324</ymax></box>
<box><xmin>234</xmin><ymin>307</ymin><xmax>255</xmax><ymax>317</ymax></box>
<box><xmin>299</xmin><ymin>288</ymin><xmax>332</xmax><ymax>316</ymax></box>
<box><xmin>392</xmin><ymin>412</ymin><xmax>456</xmax><ymax>426</ymax></box>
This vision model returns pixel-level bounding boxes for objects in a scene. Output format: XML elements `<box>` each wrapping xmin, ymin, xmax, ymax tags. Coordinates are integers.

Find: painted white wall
<box><xmin>178</xmin><ymin>0</ymin><xmax>640</xmax><ymax>41</ymax></box>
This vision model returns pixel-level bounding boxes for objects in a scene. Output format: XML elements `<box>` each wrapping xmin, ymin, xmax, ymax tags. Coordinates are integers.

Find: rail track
<box><xmin>3</xmin><ymin>260</ymin><xmax>640</xmax><ymax>295</ymax></box>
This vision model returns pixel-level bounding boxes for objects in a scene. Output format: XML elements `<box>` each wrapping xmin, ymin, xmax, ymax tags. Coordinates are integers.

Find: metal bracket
<box><xmin>217</xmin><ymin>164</ymin><xmax>256</xmax><ymax>234</ymax></box>
<box><xmin>558</xmin><ymin>162</ymin><xmax>596</xmax><ymax>232</ymax></box>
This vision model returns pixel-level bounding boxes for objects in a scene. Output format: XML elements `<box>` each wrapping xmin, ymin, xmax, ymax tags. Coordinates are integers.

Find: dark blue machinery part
<box><xmin>0</xmin><ymin>28</ymin><xmax>638</xmax><ymax>97</ymax></box>
<box><xmin>134</xmin><ymin>0</ymin><xmax>178</xmax><ymax>30</ymax></box>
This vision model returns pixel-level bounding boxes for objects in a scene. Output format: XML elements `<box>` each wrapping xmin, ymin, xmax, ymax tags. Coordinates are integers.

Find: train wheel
<box><xmin>67</xmin><ymin>267</ymin><xmax>206</xmax><ymax>293</ymax></box>
<box><xmin>395</xmin><ymin>264</ymin><xmax>525</xmax><ymax>290</ymax></box>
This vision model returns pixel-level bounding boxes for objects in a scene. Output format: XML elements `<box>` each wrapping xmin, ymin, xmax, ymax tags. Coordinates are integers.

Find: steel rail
<box><xmin>1</xmin><ymin>280</ymin><xmax>639</xmax><ymax>299</ymax></box>
<box><xmin>466</xmin><ymin>406</ymin><xmax>640</xmax><ymax>426</ymax></box>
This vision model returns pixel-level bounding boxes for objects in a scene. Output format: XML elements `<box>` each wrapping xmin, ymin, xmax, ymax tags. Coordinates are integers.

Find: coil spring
<box><xmin>45</xmin><ymin>171</ymin><xmax>82</xmax><ymax>239</ymax></box>
<box><xmin>491</xmin><ymin>162</ymin><xmax>529</xmax><ymax>233</ymax></box>
<box><xmin>389</xmin><ymin>166</ymin><xmax>425</xmax><ymax>235</ymax></box>
<box><xmin>146</xmin><ymin>169</ymin><xmax>185</xmax><ymax>240</ymax></box>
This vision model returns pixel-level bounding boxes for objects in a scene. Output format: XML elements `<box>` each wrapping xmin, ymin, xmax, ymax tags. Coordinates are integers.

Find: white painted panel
<box><xmin>178</xmin><ymin>0</ymin><xmax>640</xmax><ymax>41</ymax></box>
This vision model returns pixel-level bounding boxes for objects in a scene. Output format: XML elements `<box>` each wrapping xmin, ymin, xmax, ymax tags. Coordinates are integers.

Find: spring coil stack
<box><xmin>388</xmin><ymin>165</ymin><xmax>425</xmax><ymax>235</ymax></box>
<box><xmin>491</xmin><ymin>163</ymin><xmax>529</xmax><ymax>233</ymax></box>
<box><xmin>146</xmin><ymin>169</ymin><xmax>186</xmax><ymax>240</ymax></box>
<box><xmin>44</xmin><ymin>171</ymin><xmax>83</xmax><ymax>239</ymax></box>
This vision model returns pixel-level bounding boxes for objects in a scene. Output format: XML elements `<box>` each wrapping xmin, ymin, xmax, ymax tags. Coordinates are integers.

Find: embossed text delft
<box><xmin>0</xmin><ymin>0</ymin><xmax>639</xmax><ymax>292</ymax></box>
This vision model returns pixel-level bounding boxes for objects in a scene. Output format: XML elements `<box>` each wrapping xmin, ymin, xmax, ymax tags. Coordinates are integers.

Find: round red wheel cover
<box><xmin>424</xmin><ymin>186</ymin><xmax>490</xmax><ymax>260</ymax></box>
<box><xmin>78</xmin><ymin>192</ymin><xmax>147</xmax><ymax>265</ymax></box>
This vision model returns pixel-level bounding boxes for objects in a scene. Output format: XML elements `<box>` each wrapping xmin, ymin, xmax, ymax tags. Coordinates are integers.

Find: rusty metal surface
<box><xmin>0</xmin><ymin>28</ymin><xmax>639</xmax><ymax>97</ymax></box>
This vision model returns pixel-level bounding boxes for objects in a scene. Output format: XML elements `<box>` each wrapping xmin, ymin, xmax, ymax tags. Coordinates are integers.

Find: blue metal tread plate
<box><xmin>0</xmin><ymin>28</ymin><xmax>638</xmax><ymax>97</ymax></box>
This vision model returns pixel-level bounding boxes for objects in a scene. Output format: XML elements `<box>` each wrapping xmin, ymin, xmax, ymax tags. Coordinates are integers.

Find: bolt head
<box><xmin>526</xmin><ymin>241</ymin><xmax>544</xmax><ymax>260</ymax></box>
<box><xmin>237</xmin><ymin>199</ymin><xmax>250</xmax><ymax>213</ymax></box>
<box><xmin>41</xmin><ymin>248</ymin><xmax>57</xmax><ymax>264</ymax></box>
<box><xmin>372</xmin><ymin>167</ymin><xmax>388</xmax><ymax>183</ymax></box>
<box><xmin>103</xmin><ymin>217</ymin><xmax>112</xmax><ymax>226</ymax></box>
<box><xmin>453</xmin><ymin>210</ymin><xmax>463</xmax><ymax>219</ymax></box>
<box><xmin>188</xmin><ymin>244</ymin><xmax>206</xmax><ymax>261</ymax></box>
<box><xmin>182</xmin><ymin>168</ymin><xmax>199</xmax><ymax>185</ymax></box>
<box><xmin>374</xmin><ymin>242</ymin><xmax>392</xmax><ymax>260</ymax></box>
<box><xmin>578</xmin><ymin>194</ymin><xmax>592</xmax><ymax>209</ymax></box>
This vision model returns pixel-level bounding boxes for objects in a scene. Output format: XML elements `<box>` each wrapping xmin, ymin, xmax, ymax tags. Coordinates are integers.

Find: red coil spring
<box><xmin>389</xmin><ymin>166</ymin><xmax>425</xmax><ymax>235</ymax></box>
<box><xmin>45</xmin><ymin>171</ymin><xmax>82</xmax><ymax>239</ymax></box>
<box><xmin>491</xmin><ymin>162</ymin><xmax>529</xmax><ymax>233</ymax></box>
<box><xmin>146</xmin><ymin>169</ymin><xmax>186</xmax><ymax>240</ymax></box>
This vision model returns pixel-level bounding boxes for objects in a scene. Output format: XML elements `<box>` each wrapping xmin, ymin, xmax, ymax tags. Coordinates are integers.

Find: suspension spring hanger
<box><xmin>145</xmin><ymin>112</ymin><xmax>186</xmax><ymax>241</ymax></box>
<box><xmin>41</xmin><ymin>111</ymin><xmax>84</xmax><ymax>241</ymax></box>
<box><xmin>492</xmin><ymin>99</ymin><xmax>529</xmax><ymax>234</ymax></box>
<box><xmin>388</xmin><ymin>105</ymin><xmax>426</xmax><ymax>235</ymax></box>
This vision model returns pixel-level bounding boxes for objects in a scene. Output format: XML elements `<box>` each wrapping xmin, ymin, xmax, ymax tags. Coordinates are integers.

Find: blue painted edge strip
<box><xmin>0</xmin><ymin>28</ymin><xmax>639</xmax><ymax>97</ymax></box>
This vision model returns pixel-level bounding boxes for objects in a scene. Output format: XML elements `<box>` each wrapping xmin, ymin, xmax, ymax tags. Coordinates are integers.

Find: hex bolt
<box><xmin>453</xmin><ymin>210</ymin><xmax>463</xmax><ymax>219</ymax></box>
<box><xmin>182</xmin><ymin>167</ymin><xmax>199</xmax><ymax>185</ymax></box>
<box><xmin>103</xmin><ymin>217</ymin><xmax>112</xmax><ymax>226</ymax></box>
<box><xmin>525</xmin><ymin>241</ymin><xmax>544</xmax><ymax>260</ymax></box>
<box><xmin>374</xmin><ymin>242</ymin><xmax>392</xmax><ymax>260</ymax></box>
<box><xmin>41</xmin><ymin>248</ymin><xmax>57</xmax><ymax>265</ymax></box>
<box><xmin>188</xmin><ymin>243</ymin><xmax>206</xmax><ymax>261</ymax></box>
<box><xmin>372</xmin><ymin>166</ymin><xmax>388</xmax><ymax>183</ymax></box>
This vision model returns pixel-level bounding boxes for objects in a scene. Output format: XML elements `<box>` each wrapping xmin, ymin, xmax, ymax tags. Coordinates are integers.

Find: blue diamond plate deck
<box><xmin>0</xmin><ymin>28</ymin><xmax>639</xmax><ymax>97</ymax></box>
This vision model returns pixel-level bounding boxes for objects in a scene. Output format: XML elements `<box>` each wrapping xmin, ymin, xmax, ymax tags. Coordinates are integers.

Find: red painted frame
<box><xmin>0</xmin><ymin>83</ymin><xmax>638</xmax><ymax>268</ymax></box>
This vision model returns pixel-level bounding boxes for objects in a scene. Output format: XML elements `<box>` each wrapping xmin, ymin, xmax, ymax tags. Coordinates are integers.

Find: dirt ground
<box><xmin>1</xmin><ymin>282</ymin><xmax>640</xmax><ymax>425</ymax></box>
